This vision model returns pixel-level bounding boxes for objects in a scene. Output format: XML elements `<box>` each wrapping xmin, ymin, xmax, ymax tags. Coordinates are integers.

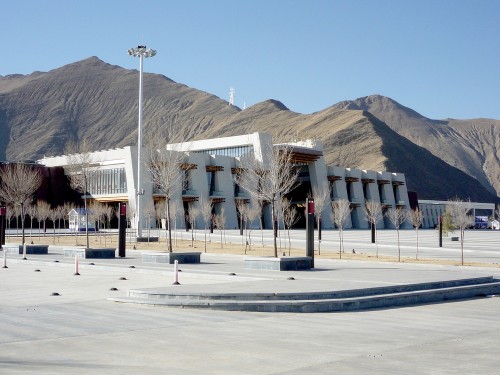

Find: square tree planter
<box><xmin>64</xmin><ymin>248</ymin><xmax>116</xmax><ymax>259</ymax></box>
<box><xmin>142</xmin><ymin>252</ymin><xmax>201</xmax><ymax>264</ymax></box>
<box><xmin>244</xmin><ymin>256</ymin><xmax>312</xmax><ymax>271</ymax></box>
<box><xmin>3</xmin><ymin>244</ymin><xmax>49</xmax><ymax>255</ymax></box>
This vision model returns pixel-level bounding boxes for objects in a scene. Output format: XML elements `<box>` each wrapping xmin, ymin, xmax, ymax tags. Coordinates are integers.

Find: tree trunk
<box><xmin>272</xmin><ymin>201</ymin><xmax>277</xmax><ymax>257</ymax></box>
<box><xmin>21</xmin><ymin>203</ymin><xmax>26</xmax><ymax>245</ymax></box>
<box><xmin>84</xmin><ymin>197</ymin><xmax>89</xmax><ymax>249</ymax></box>
<box><xmin>461</xmin><ymin>227</ymin><xmax>464</xmax><ymax>265</ymax></box>
<box><xmin>397</xmin><ymin>228</ymin><xmax>400</xmax><ymax>262</ymax></box>
<box><xmin>167</xmin><ymin>198</ymin><xmax>172</xmax><ymax>253</ymax></box>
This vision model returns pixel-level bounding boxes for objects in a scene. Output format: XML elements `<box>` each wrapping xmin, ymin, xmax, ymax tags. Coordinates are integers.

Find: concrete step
<box><xmin>125</xmin><ymin>276</ymin><xmax>495</xmax><ymax>301</ymax></box>
<box><xmin>110</xmin><ymin>277</ymin><xmax>500</xmax><ymax>313</ymax></box>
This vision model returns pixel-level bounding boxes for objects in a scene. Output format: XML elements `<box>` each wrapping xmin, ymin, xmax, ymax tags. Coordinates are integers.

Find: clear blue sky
<box><xmin>1</xmin><ymin>0</ymin><xmax>499</xmax><ymax>119</ymax></box>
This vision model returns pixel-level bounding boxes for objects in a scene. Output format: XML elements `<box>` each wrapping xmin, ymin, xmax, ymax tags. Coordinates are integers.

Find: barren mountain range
<box><xmin>0</xmin><ymin>57</ymin><xmax>498</xmax><ymax>203</ymax></box>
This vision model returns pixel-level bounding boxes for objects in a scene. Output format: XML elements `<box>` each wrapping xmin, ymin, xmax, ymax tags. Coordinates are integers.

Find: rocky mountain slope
<box><xmin>334</xmin><ymin>95</ymin><xmax>500</xmax><ymax>198</ymax></box>
<box><xmin>0</xmin><ymin>57</ymin><xmax>498</xmax><ymax>202</ymax></box>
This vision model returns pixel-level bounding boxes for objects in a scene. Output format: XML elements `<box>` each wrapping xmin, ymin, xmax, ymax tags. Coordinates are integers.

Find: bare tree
<box><xmin>145</xmin><ymin>132</ymin><xmax>185</xmax><ymax>253</ymax></box>
<box><xmin>199</xmin><ymin>198</ymin><xmax>213</xmax><ymax>253</ymax></box>
<box><xmin>142</xmin><ymin>201</ymin><xmax>156</xmax><ymax>245</ymax></box>
<box><xmin>437</xmin><ymin>211</ymin><xmax>455</xmax><ymax>237</ymax></box>
<box><xmin>66</xmin><ymin>140</ymin><xmax>98</xmax><ymax>249</ymax></box>
<box><xmin>386</xmin><ymin>207</ymin><xmax>407</xmax><ymax>262</ymax></box>
<box><xmin>102</xmin><ymin>204</ymin><xmax>114</xmax><ymax>247</ymax></box>
<box><xmin>0</xmin><ymin>164</ymin><xmax>42</xmax><ymax>247</ymax></box>
<box><xmin>282</xmin><ymin>197</ymin><xmax>301</xmax><ymax>255</ymax></box>
<box><xmin>236</xmin><ymin>141</ymin><xmax>299</xmax><ymax>257</ymax></box>
<box><xmin>213</xmin><ymin>207</ymin><xmax>226</xmax><ymax>249</ymax></box>
<box><xmin>313</xmin><ymin>182</ymin><xmax>331</xmax><ymax>255</ymax></box>
<box><xmin>364</xmin><ymin>200</ymin><xmax>383</xmax><ymax>257</ymax></box>
<box><xmin>55</xmin><ymin>205</ymin><xmax>65</xmax><ymax>232</ymax></box>
<box><xmin>235</xmin><ymin>199</ymin><xmax>248</xmax><ymax>243</ymax></box>
<box><xmin>246</xmin><ymin>201</ymin><xmax>261</xmax><ymax>253</ymax></box>
<box><xmin>446</xmin><ymin>198</ymin><xmax>475</xmax><ymax>265</ymax></box>
<box><xmin>408</xmin><ymin>207</ymin><xmax>424</xmax><ymax>260</ymax></box>
<box><xmin>188</xmin><ymin>205</ymin><xmax>200</xmax><ymax>247</ymax></box>
<box><xmin>88</xmin><ymin>201</ymin><xmax>104</xmax><ymax>244</ymax></box>
<box><xmin>62</xmin><ymin>202</ymin><xmax>74</xmax><ymax>232</ymax></box>
<box><xmin>13</xmin><ymin>204</ymin><xmax>21</xmax><ymax>237</ymax></box>
<box><xmin>36</xmin><ymin>201</ymin><xmax>51</xmax><ymax>241</ymax></box>
<box><xmin>5</xmin><ymin>205</ymin><xmax>15</xmax><ymax>241</ymax></box>
<box><xmin>26</xmin><ymin>204</ymin><xmax>37</xmax><ymax>244</ymax></box>
<box><xmin>170</xmin><ymin>200</ymin><xmax>180</xmax><ymax>245</ymax></box>
<box><xmin>155</xmin><ymin>200</ymin><xmax>167</xmax><ymax>241</ymax></box>
<box><xmin>47</xmin><ymin>206</ymin><xmax>59</xmax><ymax>245</ymax></box>
<box><xmin>126</xmin><ymin>205</ymin><xmax>136</xmax><ymax>244</ymax></box>
<box><xmin>331</xmin><ymin>199</ymin><xmax>352</xmax><ymax>258</ymax></box>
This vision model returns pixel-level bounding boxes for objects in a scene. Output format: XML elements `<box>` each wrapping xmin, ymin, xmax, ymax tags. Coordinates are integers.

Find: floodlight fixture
<box><xmin>128</xmin><ymin>45</ymin><xmax>157</xmax><ymax>58</ymax></box>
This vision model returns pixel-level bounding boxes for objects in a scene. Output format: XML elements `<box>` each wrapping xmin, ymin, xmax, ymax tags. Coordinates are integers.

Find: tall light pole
<box><xmin>128</xmin><ymin>45</ymin><xmax>157</xmax><ymax>238</ymax></box>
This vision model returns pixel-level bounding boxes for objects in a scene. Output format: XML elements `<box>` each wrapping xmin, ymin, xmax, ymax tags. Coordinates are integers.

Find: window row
<box><xmin>88</xmin><ymin>168</ymin><xmax>127</xmax><ymax>195</ymax></box>
<box><xmin>195</xmin><ymin>145</ymin><xmax>254</xmax><ymax>158</ymax></box>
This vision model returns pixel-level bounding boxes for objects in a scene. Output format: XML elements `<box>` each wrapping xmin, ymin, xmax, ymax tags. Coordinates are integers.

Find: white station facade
<box><xmin>38</xmin><ymin>132</ymin><xmax>413</xmax><ymax>231</ymax></box>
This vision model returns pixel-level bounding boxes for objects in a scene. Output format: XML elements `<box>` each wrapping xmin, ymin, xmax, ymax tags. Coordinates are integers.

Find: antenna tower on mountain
<box><xmin>229</xmin><ymin>87</ymin><xmax>235</xmax><ymax>106</ymax></box>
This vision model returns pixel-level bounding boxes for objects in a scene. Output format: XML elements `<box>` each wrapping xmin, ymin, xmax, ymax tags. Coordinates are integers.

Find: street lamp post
<box><xmin>128</xmin><ymin>45</ymin><xmax>157</xmax><ymax>238</ymax></box>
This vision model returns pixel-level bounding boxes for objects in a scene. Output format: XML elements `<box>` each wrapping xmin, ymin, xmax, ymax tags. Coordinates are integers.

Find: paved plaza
<box><xmin>1</xmin><ymin>229</ymin><xmax>499</xmax><ymax>374</ymax></box>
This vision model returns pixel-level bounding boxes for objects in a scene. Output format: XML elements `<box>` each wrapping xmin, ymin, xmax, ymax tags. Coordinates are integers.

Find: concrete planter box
<box><xmin>64</xmin><ymin>248</ymin><xmax>116</xmax><ymax>259</ymax></box>
<box><xmin>244</xmin><ymin>256</ymin><xmax>312</xmax><ymax>271</ymax></box>
<box><xmin>136</xmin><ymin>236</ymin><xmax>159</xmax><ymax>243</ymax></box>
<box><xmin>3</xmin><ymin>244</ymin><xmax>49</xmax><ymax>255</ymax></box>
<box><xmin>142</xmin><ymin>252</ymin><xmax>201</xmax><ymax>264</ymax></box>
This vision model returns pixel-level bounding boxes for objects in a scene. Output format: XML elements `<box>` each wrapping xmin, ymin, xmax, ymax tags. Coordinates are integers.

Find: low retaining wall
<box><xmin>142</xmin><ymin>252</ymin><xmax>201</xmax><ymax>264</ymax></box>
<box><xmin>64</xmin><ymin>248</ymin><xmax>116</xmax><ymax>259</ymax></box>
<box><xmin>244</xmin><ymin>256</ymin><xmax>312</xmax><ymax>271</ymax></box>
<box><xmin>3</xmin><ymin>244</ymin><xmax>49</xmax><ymax>255</ymax></box>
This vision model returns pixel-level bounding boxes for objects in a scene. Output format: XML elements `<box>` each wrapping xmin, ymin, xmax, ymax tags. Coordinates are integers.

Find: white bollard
<box><xmin>22</xmin><ymin>243</ymin><xmax>27</xmax><ymax>260</ymax></box>
<box><xmin>74</xmin><ymin>253</ymin><xmax>80</xmax><ymax>275</ymax></box>
<box><xmin>173</xmin><ymin>259</ymin><xmax>180</xmax><ymax>285</ymax></box>
<box><xmin>2</xmin><ymin>249</ymin><xmax>7</xmax><ymax>268</ymax></box>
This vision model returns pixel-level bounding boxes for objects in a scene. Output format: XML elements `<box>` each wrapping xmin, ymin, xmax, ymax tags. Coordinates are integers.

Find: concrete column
<box><xmin>346</xmin><ymin>168</ymin><xmax>367</xmax><ymax>229</ymax></box>
<box><xmin>213</xmin><ymin>155</ymin><xmax>238</xmax><ymax>230</ymax></box>
<box><xmin>308</xmin><ymin>154</ymin><xmax>334</xmax><ymax>229</ymax></box>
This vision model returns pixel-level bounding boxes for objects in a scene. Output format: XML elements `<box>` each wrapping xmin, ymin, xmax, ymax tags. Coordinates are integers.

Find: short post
<box><xmin>22</xmin><ymin>243</ymin><xmax>27</xmax><ymax>260</ymax></box>
<box><xmin>173</xmin><ymin>259</ymin><xmax>180</xmax><ymax>285</ymax></box>
<box><xmin>118</xmin><ymin>203</ymin><xmax>127</xmax><ymax>257</ymax></box>
<box><xmin>2</xmin><ymin>248</ymin><xmax>7</xmax><ymax>268</ymax></box>
<box><xmin>306</xmin><ymin>198</ymin><xmax>315</xmax><ymax>268</ymax></box>
<box><xmin>74</xmin><ymin>253</ymin><xmax>80</xmax><ymax>275</ymax></box>
<box><xmin>439</xmin><ymin>215</ymin><xmax>443</xmax><ymax>248</ymax></box>
<box><xmin>0</xmin><ymin>206</ymin><xmax>6</xmax><ymax>248</ymax></box>
<box><xmin>371</xmin><ymin>221</ymin><xmax>375</xmax><ymax>244</ymax></box>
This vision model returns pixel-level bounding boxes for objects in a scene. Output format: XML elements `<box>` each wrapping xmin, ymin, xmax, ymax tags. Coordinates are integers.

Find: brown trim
<box><xmin>93</xmin><ymin>196</ymin><xmax>128</xmax><ymax>202</ymax></box>
<box><xmin>179</xmin><ymin>163</ymin><xmax>198</xmax><ymax>170</ymax></box>
<box><xmin>210</xmin><ymin>197</ymin><xmax>226</xmax><ymax>203</ymax></box>
<box><xmin>206</xmin><ymin>165</ymin><xmax>224</xmax><ymax>172</ymax></box>
<box><xmin>231</xmin><ymin>167</ymin><xmax>246</xmax><ymax>174</ymax></box>
<box><xmin>327</xmin><ymin>175</ymin><xmax>342</xmax><ymax>181</ymax></box>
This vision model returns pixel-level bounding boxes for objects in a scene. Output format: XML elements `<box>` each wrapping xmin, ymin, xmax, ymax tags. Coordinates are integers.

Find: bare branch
<box><xmin>236</xmin><ymin>141</ymin><xmax>300</xmax><ymax>257</ymax></box>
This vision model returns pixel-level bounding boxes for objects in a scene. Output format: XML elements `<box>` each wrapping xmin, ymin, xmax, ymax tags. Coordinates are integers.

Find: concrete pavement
<box><xmin>1</xmin><ymin>241</ymin><xmax>500</xmax><ymax>374</ymax></box>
